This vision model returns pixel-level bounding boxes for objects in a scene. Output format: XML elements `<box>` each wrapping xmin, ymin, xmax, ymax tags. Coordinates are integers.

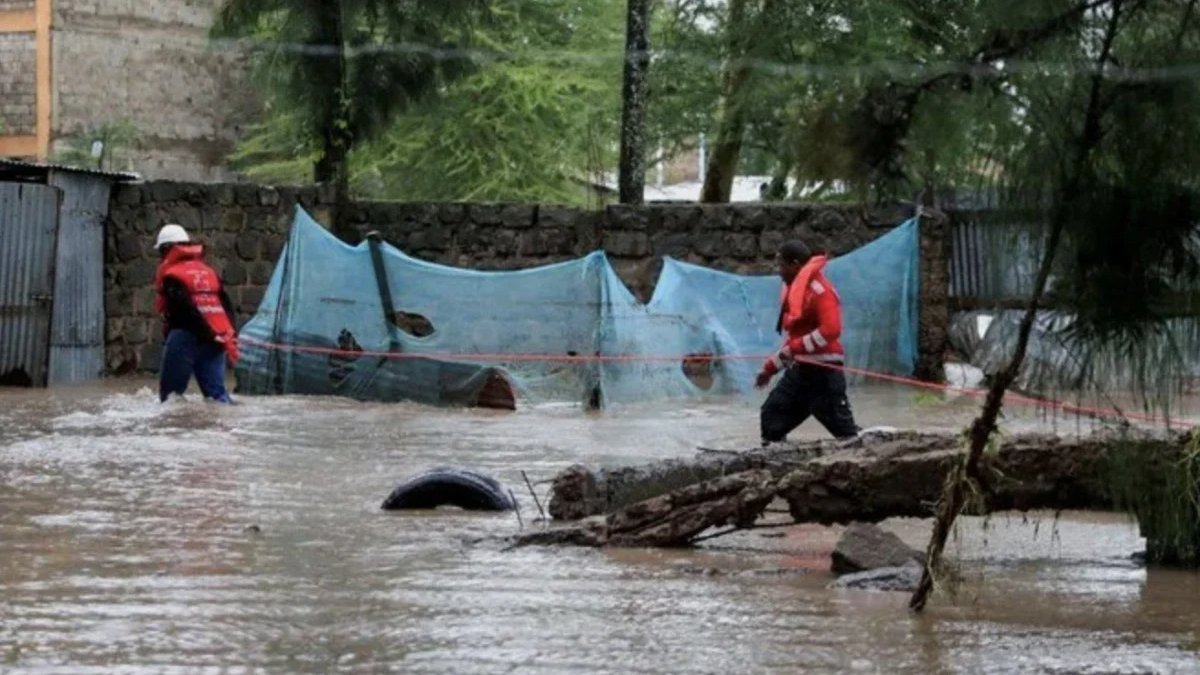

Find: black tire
<box><xmin>381</xmin><ymin>467</ymin><xmax>515</xmax><ymax>512</ymax></box>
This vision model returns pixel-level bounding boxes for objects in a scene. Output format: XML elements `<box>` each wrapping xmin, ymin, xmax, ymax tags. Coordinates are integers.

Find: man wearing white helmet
<box><xmin>153</xmin><ymin>224</ymin><xmax>239</xmax><ymax>403</ymax></box>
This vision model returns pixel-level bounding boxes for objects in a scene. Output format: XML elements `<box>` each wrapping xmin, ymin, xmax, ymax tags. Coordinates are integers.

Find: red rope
<box><xmin>238</xmin><ymin>336</ymin><xmax>1196</xmax><ymax>430</ymax></box>
<box><xmin>239</xmin><ymin>337</ymin><xmax>766</xmax><ymax>363</ymax></box>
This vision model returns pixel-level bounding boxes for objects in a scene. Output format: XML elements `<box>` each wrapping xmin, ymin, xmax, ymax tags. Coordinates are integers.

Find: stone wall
<box><xmin>106</xmin><ymin>181</ymin><xmax>948</xmax><ymax>378</ymax></box>
<box><xmin>345</xmin><ymin>202</ymin><xmax>915</xmax><ymax>297</ymax></box>
<box><xmin>51</xmin><ymin>0</ymin><xmax>255</xmax><ymax>181</ymax></box>
<box><xmin>0</xmin><ymin>32</ymin><xmax>36</xmax><ymax>136</ymax></box>
<box><xmin>105</xmin><ymin>182</ymin><xmax>335</xmax><ymax>373</ymax></box>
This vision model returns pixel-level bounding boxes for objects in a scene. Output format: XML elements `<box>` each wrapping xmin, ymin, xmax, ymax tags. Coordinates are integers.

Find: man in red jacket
<box><xmin>755</xmin><ymin>239</ymin><xmax>860</xmax><ymax>442</ymax></box>
<box><xmin>153</xmin><ymin>224</ymin><xmax>239</xmax><ymax>403</ymax></box>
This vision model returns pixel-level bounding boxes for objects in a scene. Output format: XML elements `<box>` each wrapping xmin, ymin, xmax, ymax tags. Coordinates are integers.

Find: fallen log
<box><xmin>515</xmin><ymin>469</ymin><xmax>777</xmax><ymax>548</ymax></box>
<box><xmin>779</xmin><ymin>430</ymin><xmax>1183</xmax><ymax>524</ymax></box>
<box><xmin>547</xmin><ymin>429</ymin><xmax>1190</xmax><ymax>526</ymax></box>
<box><xmin>547</xmin><ymin>440</ymin><xmax>833</xmax><ymax>520</ymax></box>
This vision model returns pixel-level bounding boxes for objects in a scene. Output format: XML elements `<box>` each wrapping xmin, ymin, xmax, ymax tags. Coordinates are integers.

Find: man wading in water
<box><xmin>153</xmin><ymin>224</ymin><xmax>240</xmax><ymax>403</ymax></box>
<box><xmin>755</xmin><ymin>240</ymin><xmax>860</xmax><ymax>443</ymax></box>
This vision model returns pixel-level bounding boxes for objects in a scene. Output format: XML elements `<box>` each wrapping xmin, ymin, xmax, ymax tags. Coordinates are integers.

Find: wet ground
<box><xmin>1</xmin><ymin>380</ymin><xmax>1198</xmax><ymax>673</ymax></box>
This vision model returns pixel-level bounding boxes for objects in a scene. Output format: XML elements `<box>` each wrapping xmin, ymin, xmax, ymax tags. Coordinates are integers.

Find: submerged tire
<box><xmin>381</xmin><ymin>467</ymin><xmax>515</xmax><ymax>512</ymax></box>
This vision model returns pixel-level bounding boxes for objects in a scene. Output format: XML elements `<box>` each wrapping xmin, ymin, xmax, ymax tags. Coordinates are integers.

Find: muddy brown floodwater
<box><xmin>1</xmin><ymin>380</ymin><xmax>1198</xmax><ymax>673</ymax></box>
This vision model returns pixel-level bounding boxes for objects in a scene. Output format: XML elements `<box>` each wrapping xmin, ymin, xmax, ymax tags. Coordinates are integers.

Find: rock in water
<box><xmin>547</xmin><ymin>464</ymin><xmax>604</xmax><ymax>520</ymax></box>
<box><xmin>831</xmin><ymin>522</ymin><xmax>924</xmax><ymax>574</ymax></box>
<box><xmin>831</xmin><ymin>561</ymin><xmax>923</xmax><ymax>592</ymax></box>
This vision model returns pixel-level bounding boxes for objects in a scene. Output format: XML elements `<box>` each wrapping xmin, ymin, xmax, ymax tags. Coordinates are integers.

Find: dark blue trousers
<box><xmin>159</xmin><ymin>329</ymin><xmax>232</xmax><ymax>403</ymax></box>
<box><xmin>760</xmin><ymin>363</ymin><xmax>859</xmax><ymax>441</ymax></box>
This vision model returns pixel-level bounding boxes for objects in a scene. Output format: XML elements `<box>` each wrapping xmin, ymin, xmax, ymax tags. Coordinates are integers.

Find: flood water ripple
<box><xmin>1</xmin><ymin>381</ymin><xmax>1198</xmax><ymax>673</ymax></box>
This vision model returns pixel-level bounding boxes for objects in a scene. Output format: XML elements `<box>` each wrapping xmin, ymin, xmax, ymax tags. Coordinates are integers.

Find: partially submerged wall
<box><xmin>105</xmin><ymin>181</ymin><xmax>948</xmax><ymax>378</ymax></box>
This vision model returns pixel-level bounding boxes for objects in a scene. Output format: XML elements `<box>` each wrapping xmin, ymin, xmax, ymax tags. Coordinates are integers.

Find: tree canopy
<box><xmin>214</xmin><ymin>0</ymin><xmax>624</xmax><ymax>205</ymax></box>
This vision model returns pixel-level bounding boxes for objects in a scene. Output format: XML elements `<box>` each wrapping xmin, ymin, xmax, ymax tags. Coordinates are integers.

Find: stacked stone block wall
<box><xmin>105</xmin><ymin>182</ymin><xmax>334</xmax><ymax>373</ymax></box>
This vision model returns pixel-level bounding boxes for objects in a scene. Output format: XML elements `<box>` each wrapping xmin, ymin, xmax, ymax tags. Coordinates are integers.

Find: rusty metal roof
<box><xmin>0</xmin><ymin>158</ymin><xmax>141</xmax><ymax>182</ymax></box>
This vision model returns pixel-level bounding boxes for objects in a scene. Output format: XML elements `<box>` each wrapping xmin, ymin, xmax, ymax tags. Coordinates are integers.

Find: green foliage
<box><xmin>647</xmin><ymin>0</ymin><xmax>1009</xmax><ymax>198</ymax></box>
<box><xmin>647</xmin><ymin>0</ymin><xmax>1200</xmax><ymax>202</ymax></box>
<box><xmin>220</xmin><ymin>0</ymin><xmax>623</xmax><ymax>203</ymax></box>
<box><xmin>910</xmin><ymin>390</ymin><xmax>945</xmax><ymax>407</ymax></box>
<box><xmin>212</xmin><ymin>0</ymin><xmax>487</xmax><ymax>183</ymax></box>
<box><xmin>226</xmin><ymin>110</ymin><xmax>317</xmax><ymax>184</ymax></box>
<box><xmin>354</xmin><ymin>0</ymin><xmax>623</xmax><ymax>204</ymax></box>
<box><xmin>646</xmin><ymin>1</ymin><xmax>725</xmax><ymax>160</ymax></box>
<box><xmin>1106</xmin><ymin>431</ymin><xmax>1200</xmax><ymax>566</ymax></box>
<box><xmin>355</xmin><ymin>65</ymin><xmax>616</xmax><ymax>203</ymax></box>
<box><xmin>978</xmin><ymin>1</ymin><xmax>1200</xmax><ymax>415</ymax></box>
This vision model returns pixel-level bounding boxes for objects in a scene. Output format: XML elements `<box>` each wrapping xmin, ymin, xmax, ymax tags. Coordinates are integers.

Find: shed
<box><xmin>0</xmin><ymin>159</ymin><xmax>139</xmax><ymax>387</ymax></box>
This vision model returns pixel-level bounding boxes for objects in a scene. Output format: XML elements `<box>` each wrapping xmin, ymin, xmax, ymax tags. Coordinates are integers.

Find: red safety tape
<box><xmin>238</xmin><ymin>336</ymin><xmax>1197</xmax><ymax>430</ymax></box>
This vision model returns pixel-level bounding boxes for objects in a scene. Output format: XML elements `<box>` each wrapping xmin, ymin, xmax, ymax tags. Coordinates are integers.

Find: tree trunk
<box><xmin>530</xmin><ymin>431</ymin><xmax>1192</xmax><ymax>551</ymax></box>
<box><xmin>618</xmin><ymin>0</ymin><xmax>651</xmax><ymax>205</ymax></box>
<box><xmin>909</xmin><ymin>0</ymin><xmax>1127</xmax><ymax>612</ymax></box>
<box><xmin>312</xmin><ymin>0</ymin><xmax>353</xmax><ymax>225</ymax></box>
<box><xmin>699</xmin><ymin>0</ymin><xmax>750</xmax><ymax>204</ymax></box>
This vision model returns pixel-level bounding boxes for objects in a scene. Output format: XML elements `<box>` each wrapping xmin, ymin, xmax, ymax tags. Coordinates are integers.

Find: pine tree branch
<box><xmin>910</xmin><ymin>0</ymin><xmax>1129</xmax><ymax>613</ymax></box>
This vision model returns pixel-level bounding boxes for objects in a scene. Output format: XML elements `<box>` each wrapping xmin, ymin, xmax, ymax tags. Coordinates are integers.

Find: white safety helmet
<box><xmin>155</xmin><ymin>223</ymin><xmax>191</xmax><ymax>250</ymax></box>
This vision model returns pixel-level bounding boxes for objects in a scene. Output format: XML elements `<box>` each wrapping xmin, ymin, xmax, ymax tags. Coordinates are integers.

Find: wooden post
<box><xmin>35</xmin><ymin>0</ymin><xmax>52</xmax><ymax>160</ymax></box>
<box><xmin>0</xmin><ymin>0</ymin><xmax>48</xmax><ymax>159</ymax></box>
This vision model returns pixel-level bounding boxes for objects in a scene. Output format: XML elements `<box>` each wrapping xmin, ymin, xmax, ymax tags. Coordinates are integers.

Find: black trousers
<box><xmin>761</xmin><ymin>363</ymin><xmax>860</xmax><ymax>442</ymax></box>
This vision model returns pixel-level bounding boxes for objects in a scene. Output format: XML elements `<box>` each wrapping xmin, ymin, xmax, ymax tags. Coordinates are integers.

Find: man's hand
<box><xmin>216</xmin><ymin>332</ymin><xmax>240</xmax><ymax>366</ymax></box>
<box><xmin>756</xmin><ymin>348</ymin><xmax>792</xmax><ymax>389</ymax></box>
<box><xmin>754</xmin><ymin>369</ymin><xmax>773</xmax><ymax>389</ymax></box>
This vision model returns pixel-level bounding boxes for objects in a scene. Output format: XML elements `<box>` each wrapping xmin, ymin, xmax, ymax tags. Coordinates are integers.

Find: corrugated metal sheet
<box><xmin>950</xmin><ymin>219</ymin><xmax>986</xmax><ymax>298</ymax></box>
<box><xmin>0</xmin><ymin>182</ymin><xmax>60</xmax><ymax>387</ymax></box>
<box><xmin>47</xmin><ymin>173</ymin><xmax>108</xmax><ymax>385</ymax></box>
<box><xmin>0</xmin><ymin>158</ymin><xmax>140</xmax><ymax>182</ymax></box>
<box><xmin>949</xmin><ymin>218</ymin><xmax>1041</xmax><ymax>302</ymax></box>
